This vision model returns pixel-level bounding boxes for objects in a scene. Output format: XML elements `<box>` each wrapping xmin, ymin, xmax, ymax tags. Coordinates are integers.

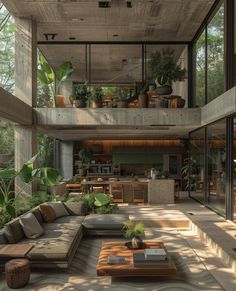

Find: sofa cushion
<box><xmin>19</xmin><ymin>213</ymin><xmax>44</xmax><ymax>239</ymax></box>
<box><xmin>4</xmin><ymin>218</ymin><xmax>25</xmax><ymax>243</ymax></box>
<box><xmin>39</xmin><ymin>204</ymin><xmax>56</xmax><ymax>223</ymax></box>
<box><xmin>82</xmin><ymin>214</ymin><xmax>129</xmax><ymax>230</ymax></box>
<box><xmin>20</xmin><ymin>223</ymin><xmax>83</xmax><ymax>261</ymax></box>
<box><xmin>31</xmin><ymin>207</ymin><xmax>43</xmax><ymax>224</ymax></box>
<box><xmin>63</xmin><ymin>202</ymin><xmax>87</xmax><ymax>216</ymax></box>
<box><xmin>47</xmin><ymin>202</ymin><xmax>69</xmax><ymax>218</ymax></box>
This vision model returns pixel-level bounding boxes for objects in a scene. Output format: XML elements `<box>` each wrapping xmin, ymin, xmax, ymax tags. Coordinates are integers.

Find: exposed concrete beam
<box><xmin>0</xmin><ymin>88</ymin><xmax>32</xmax><ymax>124</ymax></box>
<box><xmin>35</xmin><ymin>108</ymin><xmax>201</xmax><ymax>127</ymax></box>
<box><xmin>201</xmin><ymin>87</ymin><xmax>236</xmax><ymax>126</ymax></box>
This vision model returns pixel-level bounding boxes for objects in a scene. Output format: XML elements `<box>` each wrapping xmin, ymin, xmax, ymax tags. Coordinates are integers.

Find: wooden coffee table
<box><xmin>97</xmin><ymin>241</ymin><xmax>177</xmax><ymax>277</ymax></box>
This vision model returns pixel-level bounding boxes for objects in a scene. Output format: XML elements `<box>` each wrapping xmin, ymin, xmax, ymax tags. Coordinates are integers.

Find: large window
<box><xmin>193</xmin><ymin>2</ymin><xmax>225</xmax><ymax>106</ymax></box>
<box><xmin>206</xmin><ymin>119</ymin><xmax>226</xmax><ymax>215</ymax></box>
<box><xmin>189</xmin><ymin>128</ymin><xmax>205</xmax><ymax>203</ymax></box>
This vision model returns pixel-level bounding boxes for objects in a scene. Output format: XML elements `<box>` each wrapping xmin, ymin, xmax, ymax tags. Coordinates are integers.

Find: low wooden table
<box><xmin>97</xmin><ymin>241</ymin><xmax>177</xmax><ymax>277</ymax></box>
<box><xmin>0</xmin><ymin>244</ymin><xmax>33</xmax><ymax>260</ymax></box>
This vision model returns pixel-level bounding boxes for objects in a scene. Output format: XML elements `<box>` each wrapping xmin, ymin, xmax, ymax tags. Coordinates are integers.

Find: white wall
<box><xmin>172</xmin><ymin>46</ymin><xmax>188</xmax><ymax>107</ymax></box>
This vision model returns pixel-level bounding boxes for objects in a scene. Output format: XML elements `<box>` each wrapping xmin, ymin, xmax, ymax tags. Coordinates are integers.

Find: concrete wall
<box><xmin>60</xmin><ymin>141</ymin><xmax>74</xmax><ymax>179</ymax></box>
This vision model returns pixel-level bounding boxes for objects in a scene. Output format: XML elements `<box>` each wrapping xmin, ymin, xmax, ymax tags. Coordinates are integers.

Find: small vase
<box><xmin>131</xmin><ymin>236</ymin><xmax>143</xmax><ymax>249</ymax></box>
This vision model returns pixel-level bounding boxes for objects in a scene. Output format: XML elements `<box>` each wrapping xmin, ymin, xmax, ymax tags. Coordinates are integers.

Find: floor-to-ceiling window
<box><xmin>206</xmin><ymin>119</ymin><xmax>226</xmax><ymax>215</ymax></box>
<box><xmin>193</xmin><ymin>1</ymin><xmax>225</xmax><ymax>106</ymax></box>
<box><xmin>189</xmin><ymin>128</ymin><xmax>205</xmax><ymax>203</ymax></box>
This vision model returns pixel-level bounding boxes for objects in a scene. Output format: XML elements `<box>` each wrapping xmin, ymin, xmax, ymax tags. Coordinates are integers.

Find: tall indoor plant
<box><xmin>149</xmin><ymin>47</ymin><xmax>186</xmax><ymax>95</ymax></box>
<box><xmin>38</xmin><ymin>54</ymin><xmax>73</xmax><ymax>107</ymax></box>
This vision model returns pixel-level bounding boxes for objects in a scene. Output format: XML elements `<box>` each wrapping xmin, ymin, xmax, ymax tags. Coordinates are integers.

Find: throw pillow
<box><xmin>4</xmin><ymin>218</ymin><xmax>25</xmax><ymax>244</ymax></box>
<box><xmin>19</xmin><ymin>213</ymin><xmax>44</xmax><ymax>239</ymax></box>
<box><xmin>63</xmin><ymin>202</ymin><xmax>87</xmax><ymax>216</ymax></box>
<box><xmin>39</xmin><ymin>204</ymin><xmax>56</xmax><ymax>223</ymax></box>
<box><xmin>47</xmin><ymin>202</ymin><xmax>69</xmax><ymax>218</ymax></box>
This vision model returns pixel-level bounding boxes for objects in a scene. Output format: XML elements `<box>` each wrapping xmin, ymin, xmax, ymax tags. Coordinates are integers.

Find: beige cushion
<box><xmin>47</xmin><ymin>202</ymin><xmax>69</xmax><ymax>218</ymax></box>
<box><xmin>4</xmin><ymin>218</ymin><xmax>25</xmax><ymax>243</ymax></box>
<box><xmin>19</xmin><ymin>213</ymin><xmax>44</xmax><ymax>239</ymax></box>
<box><xmin>82</xmin><ymin>214</ymin><xmax>129</xmax><ymax>230</ymax></box>
<box><xmin>39</xmin><ymin>204</ymin><xmax>56</xmax><ymax>223</ymax></box>
<box><xmin>63</xmin><ymin>202</ymin><xmax>87</xmax><ymax>216</ymax></box>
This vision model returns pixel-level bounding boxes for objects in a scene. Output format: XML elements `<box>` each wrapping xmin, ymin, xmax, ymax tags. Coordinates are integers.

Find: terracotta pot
<box><xmin>138</xmin><ymin>93</ymin><xmax>148</xmax><ymax>108</ymax></box>
<box><xmin>117</xmin><ymin>101</ymin><xmax>128</xmax><ymax>108</ymax></box>
<box><xmin>156</xmin><ymin>85</ymin><xmax>173</xmax><ymax>96</ymax></box>
<box><xmin>90</xmin><ymin>101</ymin><xmax>102</xmax><ymax>109</ymax></box>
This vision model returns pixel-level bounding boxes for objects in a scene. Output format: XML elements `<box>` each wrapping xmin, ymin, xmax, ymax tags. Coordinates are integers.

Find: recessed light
<box><xmin>113</xmin><ymin>34</ymin><xmax>119</xmax><ymax>37</ymax></box>
<box><xmin>122</xmin><ymin>59</ymin><xmax>127</xmax><ymax>63</ymax></box>
<box><xmin>69</xmin><ymin>37</ymin><xmax>76</xmax><ymax>40</ymax></box>
<box><xmin>80</xmin><ymin>18</ymin><xmax>84</xmax><ymax>21</ymax></box>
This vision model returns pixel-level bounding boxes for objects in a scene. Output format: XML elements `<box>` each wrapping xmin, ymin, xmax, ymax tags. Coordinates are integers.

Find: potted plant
<box><xmin>138</xmin><ymin>83</ymin><xmax>149</xmax><ymax>108</ymax></box>
<box><xmin>123</xmin><ymin>220</ymin><xmax>145</xmax><ymax>249</ymax></box>
<box><xmin>71</xmin><ymin>84</ymin><xmax>88</xmax><ymax>108</ymax></box>
<box><xmin>78</xmin><ymin>148</ymin><xmax>93</xmax><ymax>176</ymax></box>
<box><xmin>38</xmin><ymin>54</ymin><xmax>73</xmax><ymax>107</ymax></box>
<box><xmin>88</xmin><ymin>87</ymin><xmax>103</xmax><ymax>108</ymax></box>
<box><xmin>149</xmin><ymin>47</ymin><xmax>186</xmax><ymax>96</ymax></box>
<box><xmin>116</xmin><ymin>89</ymin><xmax>128</xmax><ymax>108</ymax></box>
<box><xmin>161</xmin><ymin>170</ymin><xmax>170</xmax><ymax>179</ymax></box>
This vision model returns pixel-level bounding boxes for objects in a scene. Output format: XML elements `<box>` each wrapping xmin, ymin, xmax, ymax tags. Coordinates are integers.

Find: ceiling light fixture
<box><xmin>98</xmin><ymin>1</ymin><xmax>111</xmax><ymax>8</ymax></box>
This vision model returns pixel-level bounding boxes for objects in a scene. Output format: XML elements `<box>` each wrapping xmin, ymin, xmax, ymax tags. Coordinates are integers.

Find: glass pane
<box><xmin>206</xmin><ymin>119</ymin><xmax>226</xmax><ymax>215</ymax></box>
<box><xmin>233</xmin><ymin>118</ymin><xmax>236</xmax><ymax>220</ymax></box>
<box><xmin>189</xmin><ymin>128</ymin><xmax>205</xmax><ymax>203</ymax></box>
<box><xmin>194</xmin><ymin>30</ymin><xmax>205</xmax><ymax>107</ymax></box>
<box><xmin>0</xmin><ymin>4</ymin><xmax>15</xmax><ymax>93</ymax></box>
<box><xmin>207</xmin><ymin>3</ymin><xmax>225</xmax><ymax>102</ymax></box>
<box><xmin>91</xmin><ymin>45</ymin><xmax>142</xmax><ymax>85</ymax></box>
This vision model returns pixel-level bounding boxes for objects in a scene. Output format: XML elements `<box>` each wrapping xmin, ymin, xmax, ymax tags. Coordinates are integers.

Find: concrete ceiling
<box><xmin>3</xmin><ymin>0</ymin><xmax>214</xmax><ymax>42</ymax></box>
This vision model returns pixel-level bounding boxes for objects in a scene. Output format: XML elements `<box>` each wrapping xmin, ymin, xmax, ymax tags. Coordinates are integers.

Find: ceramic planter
<box><xmin>156</xmin><ymin>85</ymin><xmax>173</xmax><ymax>96</ymax></box>
<box><xmin>117</xmin><ymin>101</ymin><xmax>128</xmax><ymax>108</ymax></box>
<box><xmin>138</xmin><ymin>93</ymin><xmax>148</xmax><ymax>108</ymax></box>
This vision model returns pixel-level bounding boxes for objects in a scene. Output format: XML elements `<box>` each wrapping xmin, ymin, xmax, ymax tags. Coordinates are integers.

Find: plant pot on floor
<box><xmin>156</xmin><ymin>85</ymin><xmax>173</xmax><ymax>96</ymax></box>
<box><xmin>138</xmin><ymin>93</ymin><xmax>148</xmax><ymax>108</ymax></box>
<box><xmin>117</xmin><ymin>101</ymin><xmax>128</xmax><ymax>108</ymax></box>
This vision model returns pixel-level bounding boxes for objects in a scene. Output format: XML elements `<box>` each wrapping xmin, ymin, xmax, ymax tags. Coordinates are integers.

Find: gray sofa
<box><xmin>0</xmin><ymin>203</ymin><xmax>129</xmax><ymax>269</ymax></box>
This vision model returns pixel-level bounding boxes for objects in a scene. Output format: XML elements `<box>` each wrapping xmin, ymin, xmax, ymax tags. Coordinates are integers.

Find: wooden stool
<box><xmin>110</xmin><ymin>183</ymin><xmax>124</xmax><ymax>203</ymax></box>
<box><xmin>5</xmin><ymin>259</ymin><xmax>30</xmax><ymax>289</ymax></box>
<box><xmin>133</xmin><ymin>183</ymin><xmax>145</xmax><ymax>203</ymax></box>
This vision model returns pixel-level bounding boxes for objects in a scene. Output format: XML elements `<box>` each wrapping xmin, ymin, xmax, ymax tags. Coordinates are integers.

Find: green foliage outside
<box><xmin>195</xmin><ymin>4</ymin><xmax>224</xmax><ymax>106</ymax></box>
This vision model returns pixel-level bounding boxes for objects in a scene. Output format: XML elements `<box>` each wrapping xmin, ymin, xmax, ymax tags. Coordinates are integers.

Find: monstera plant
<box><xmin>38</xmin><ymin>54</ymin><xmax>73</xmax><ymax>107</ymax></box>
<box><xmin>0</xmin><ymin>154</ymin><xmax>61</xmax><ymax>218</ymax></box>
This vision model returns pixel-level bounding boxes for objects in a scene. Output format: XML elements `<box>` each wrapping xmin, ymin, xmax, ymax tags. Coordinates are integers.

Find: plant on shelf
<box><xmin>0</xmin><ymin>154</ymin><xmax>61</xmax><ymax>219</ymax></box>
<box><xmin>116</xmin><ymin>89</ymin><xmax>129</xmax><ymax>108</ymax></box>
<box><xmin>78</xmin><ymin>148</ymin><xmax>93</xmax><ymax>176</ymax></box>
<box><xmin>38</xmin><ymin>54</ymin><xmax>73</xmax><ymax>107</ymax></box>
<box><xmin>123</xmin><ymin>220</ymin><xmax>145</xmax><ymax>249</ymax></box>
<box><xmin>138</xmin><ymin>83</ymin><xmax>149</xmax><ymax>108</ymax></box>
<box><xmin>71</xmin><ymin>84</ymin><xmax>88</xmax><ymax>108</ymax></box>
<box><xmin>149</xmin><ymin>47</ymin><xmax>186</xmax><ymax>96</ymax></box>
<box><xmin>88</xmin><ymin>87</ymin><xmax>103</xmax><ymax>108</ymax></box>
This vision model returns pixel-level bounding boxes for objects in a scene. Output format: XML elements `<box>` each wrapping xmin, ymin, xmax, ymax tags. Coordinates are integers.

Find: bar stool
<box><xmin>110</xmin><ymin>183</ymin><xmax>124</xmax><ymax>203</ymax></box>
<box><xmin>133</xmin><ymin>183</ymin><xmax>145</xmax><ymax>203</ymax></box>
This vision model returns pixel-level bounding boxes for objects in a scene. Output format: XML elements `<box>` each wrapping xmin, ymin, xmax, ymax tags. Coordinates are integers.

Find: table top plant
<box><xmin>123</xmin><ymin>220</ymin><xmax>145</xmax><ymax>249</ymax></box>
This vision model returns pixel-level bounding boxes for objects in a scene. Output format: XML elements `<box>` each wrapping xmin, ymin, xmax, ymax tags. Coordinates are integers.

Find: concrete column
<box><xmin>14</xmin><ymin>126</ymin><xmax>37</xmax><ymax>198</ymax></box>
<box><xmin>14</xmin><ymin>18</ymin><xmax>37</xmax><ymax>196</ymax></box>
<box><xmin>60</xmin><ymin>141</ymin><xmax>74</xmax><ymax>180</ymax></box>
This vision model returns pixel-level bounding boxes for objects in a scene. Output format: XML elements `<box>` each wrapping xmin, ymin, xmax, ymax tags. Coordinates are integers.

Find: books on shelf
<box><xmin>133</xmin><ymin>253</ymin><xmax>168</xmax><ymax>267</ymax></box>
<box><xmin>144</xmin><ymin>248</ymin><xmax>167</xmax><ymax>261</ymax></box>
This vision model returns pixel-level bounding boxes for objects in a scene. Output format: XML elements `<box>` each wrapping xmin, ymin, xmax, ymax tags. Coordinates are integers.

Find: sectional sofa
<box><xmin>0</xmin><ymin>202</ymin><xmax>129</xmax><ymax>269</ymax></box>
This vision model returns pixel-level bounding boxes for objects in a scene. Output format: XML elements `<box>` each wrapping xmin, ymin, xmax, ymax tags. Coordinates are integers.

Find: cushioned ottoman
<box><xmin>82</xmin><ymin>214</ymin><xmax>129</xmax><ymax>236</ymax></box>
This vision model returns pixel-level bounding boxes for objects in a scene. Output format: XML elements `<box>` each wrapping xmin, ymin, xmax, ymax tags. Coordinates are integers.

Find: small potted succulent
<box><xmin>72</xmin><ymin>84</ymin><xmax>88</xmax><ymax>108</ymax></box>
<box><xmin>88</xmin><ymin>87</ymin><xmax>103</xmax><ymax>108</ymax></box>
<box><xmin>116</xmin><ymin>89</ymin><xmax>128</xmax><ymax>108</ymax></box>
<box><xmin>123</xmin><ymin>220</ymin><xmax>145</xmax><ymax>249</ymax></box>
